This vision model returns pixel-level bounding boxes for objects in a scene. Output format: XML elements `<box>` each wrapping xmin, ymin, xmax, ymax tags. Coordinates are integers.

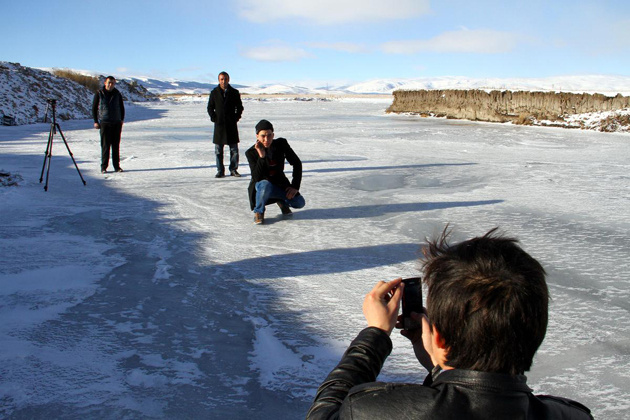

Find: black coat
<box><xmin>207</xmin><ymin>84</ymin><xmax>243</xmax><ymax>145</ymax></box>
<box><xmin>307</xmin><ymin>327</ymin><xmax>593</xmax><ymax>420</ymax></box>
<box><xmin>245</xmin><ymin>137</ymin><xmax>302</xmax><ymax>210</ymax></box>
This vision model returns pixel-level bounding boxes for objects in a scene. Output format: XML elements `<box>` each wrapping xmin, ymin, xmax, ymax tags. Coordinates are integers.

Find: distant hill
<box><xmin>131</xmin><ymin>74</ymin><xmax>630</xmax><ymax>97</ymax></box>
<box><xmin>129</xmin><ymin>77</ymin><xmax>215</xmax><ymax>95</ymax></box>
<box><xmin>342</xmin><ymin>75</ymin><xmax>630</xmax><ymax>97</ymax></box>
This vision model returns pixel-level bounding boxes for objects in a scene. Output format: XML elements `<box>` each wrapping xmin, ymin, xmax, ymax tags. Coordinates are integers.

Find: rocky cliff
<box><xmin>387</xmin><ymin>89</ymin><xmax>630</xmax><ymax>129</ymax></box>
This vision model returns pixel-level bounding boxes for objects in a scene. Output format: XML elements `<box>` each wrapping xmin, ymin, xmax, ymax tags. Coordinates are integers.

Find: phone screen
<box><xmin>402</xmin><ymin>277</ymin><xmax>423</xmax><ymax>330</ymax></box>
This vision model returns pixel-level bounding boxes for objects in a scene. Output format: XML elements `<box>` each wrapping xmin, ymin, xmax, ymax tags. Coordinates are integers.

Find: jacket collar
<box><xmin>433</xmin><ymin>369</ymin><xmax>533</xmax><ymax>393</ymax></box>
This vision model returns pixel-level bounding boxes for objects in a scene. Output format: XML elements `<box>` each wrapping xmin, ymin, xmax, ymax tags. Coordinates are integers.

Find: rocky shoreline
<box><xmin>387</xmin><ymin>89</ymin><xmax>630</xmax><ymax>132</ymax></box>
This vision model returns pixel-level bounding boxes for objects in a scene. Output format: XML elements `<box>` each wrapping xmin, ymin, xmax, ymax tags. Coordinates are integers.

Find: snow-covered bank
<box><xmin>1</xmin><ymin>101</ymin><xmax>629</xmax><ymax>419</ymax></box>
<box><xmin>0</xmin><ymin>62</ymin><xmax>157</xmax><ymax>125</ymax></box>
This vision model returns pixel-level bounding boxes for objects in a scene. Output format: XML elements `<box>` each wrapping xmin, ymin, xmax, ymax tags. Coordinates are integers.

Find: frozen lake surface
<box><xmin>1</xmin><ymin>98</ymin><xmax>629</xmax><ymax>419</ymax></box>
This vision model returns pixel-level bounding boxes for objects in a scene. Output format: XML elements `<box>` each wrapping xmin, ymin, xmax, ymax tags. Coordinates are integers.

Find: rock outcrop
<box><xmin>387</xmin><ymin>89</ymin><xmax>630</xmax><ymax>123</ymax></box>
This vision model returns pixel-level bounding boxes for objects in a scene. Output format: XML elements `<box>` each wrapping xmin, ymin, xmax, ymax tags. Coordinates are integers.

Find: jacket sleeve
<box><xmin>235</xmin><ymin>90</ymin><xmax>244</xmax><ymax>121</ymax></box>
<box><xmin>92</xmin><ymin>92</ymin><xmax>100</xmax><ymax>123</ymax></box>
<box><xmin>207</xmin><ymin>91</ymin><xmax>216</xmax><ymax>122</ymax></box>
<box><xmin>246</xmin><ymin>145</ymin><xmax>269</xmax><ymax>183</ymax></box>
<box><xmin>119</xmin><ymin>93</ymin><xmax>125</xmax><ymax>121</ymax></box>
<box><xmin>284</xmin><ymin>140</ymin><xmax>302</xmax><ymax>190</ymax></box>
<box><xmin>306</xmin><ymin>327</ymin><xmax>393</xmax><ymax>420</ymax></box>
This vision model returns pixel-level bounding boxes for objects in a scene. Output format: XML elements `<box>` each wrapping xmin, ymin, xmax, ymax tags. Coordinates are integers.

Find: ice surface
<box><xmin>1</xmin><ymin>98</ymin><xmax>629</xmax><ymax>419</ymax></box>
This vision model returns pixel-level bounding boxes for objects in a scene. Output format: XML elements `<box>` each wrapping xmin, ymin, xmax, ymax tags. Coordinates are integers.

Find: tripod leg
<box><xmin>43</xmin><ymin>129</ymin><xmax>54</xmax><ymax>191</ymax></box>
<box><xmin>40</xmin><ymin>125</ymin><xmax>54</xmax><ymax>184</ymax></box>
<box><xmin>57</xmin><ymin>124</ymin><xmax>87</xmax><ymax>186</ymax></box>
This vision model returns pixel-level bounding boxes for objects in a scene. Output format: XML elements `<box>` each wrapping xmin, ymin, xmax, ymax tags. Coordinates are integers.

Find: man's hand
<box><xmin>362</xmin><ymin>278</ymin><xmax>403</xmax><ymax>335</ymax></box>
<box><xmin>285</xmin><ymin>186</ymin><xmax>299</xmax><ymax>199</ymax></box>
<box><xmin>399</xmin><ymin>312</ymin><xmax>436</xmax><ymax>372</ymax></box>
<box><xmin>94</xmin><ymin>123</ymin><xmax>100</xmax><ymax>129</ymax></box>
<box><xmin>255</xmin><ymin>141</ymin><xmax>266</xmax><ymax>158</ymax></box>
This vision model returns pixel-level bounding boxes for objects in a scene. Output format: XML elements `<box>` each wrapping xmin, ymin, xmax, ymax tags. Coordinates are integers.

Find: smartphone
<box><xmin>402</xmin><ymin>277</ymin><xmax>423</xmax><ymax>330</ymax></box>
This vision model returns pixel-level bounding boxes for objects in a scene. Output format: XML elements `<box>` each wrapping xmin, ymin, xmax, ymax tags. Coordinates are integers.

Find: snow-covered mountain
<box><xmin>241</xmin><ymin>83</ymin><xmax>321</xmax><ymax>95</ymax></box>
<box><xmin>342</xmin><ymin>75</ymin><xmax>630</xmax><ymax>96</ymax></box>
<box><xmin>128</xmin><ymin>77</ymin><xmax>215</xmax><ymax>95</ymax></box>
<box><xmin>127</xmin><ymin>74</ymin><xmax>630</xmax><ymax>97</ymax></box>
<box><xmin>137</xmin><ymin>75</ymin><xmax>630</xmax><ymax>96</ymax></box>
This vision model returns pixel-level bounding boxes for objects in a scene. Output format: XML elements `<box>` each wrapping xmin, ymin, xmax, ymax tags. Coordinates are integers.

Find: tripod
<box><xmin>39</xmin><ymin>99</ymin><xmax>87</xmax><ymax>191</ymax></box>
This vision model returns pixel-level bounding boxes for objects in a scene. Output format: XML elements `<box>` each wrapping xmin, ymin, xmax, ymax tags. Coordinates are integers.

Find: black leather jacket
<box><xmin>92</xmin><ymin>87</ymin><xmax>125</xmax><ymax>124</ymax></box>
<box><xmin>245</xmin><ymin>137</ymin><xmax>302</xmax><ymax>210</ymax></box>
<box><xmin>307</xmin><ymin>327</ymin><xmax>593</xmax><ymax>420</ymax></box>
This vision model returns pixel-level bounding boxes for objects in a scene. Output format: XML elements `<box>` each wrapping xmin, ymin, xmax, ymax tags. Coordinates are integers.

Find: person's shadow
<box><xmin>292</xmin><ymin>200</ymin><xmax>503</xmax><ymax>221</ymax></box>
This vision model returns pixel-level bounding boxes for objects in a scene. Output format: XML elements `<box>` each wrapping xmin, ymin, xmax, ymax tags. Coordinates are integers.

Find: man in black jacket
<box><xmin>207</xmin><ymin>71</ymin><xmax>244</xmax><ymax>178</ymax></box>
<box><xmin>307</xmin><ymin>229</ymin><xmax>593</xmax><ymax>420</ymax></box>
<box><xmin>245</xmin><ymin>119</ymin><xmax>305</xmax><ymax>225</ymax></box>
<box><xmin>92</xmin><ymin>76</ymin><xmax>125</xmax><ymax>173</ymax></box>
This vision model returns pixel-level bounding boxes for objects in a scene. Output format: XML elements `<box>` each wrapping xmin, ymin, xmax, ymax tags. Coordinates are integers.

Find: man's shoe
<box><xmin>215</xmin><ymin>172</ymin><xmax>225</xmax><ymax>178</ymax></box>
<box><xmin>115</xmin><ymin>168</ymin><xmax>124</xmax><ymax>173</ymax></box>
<box><xmin>277</xmin><ymin>202</ymin><xmax>292</xmax><ymax>215</ymax></box>
<box><xmin>254</xmin><ymin>212</ymin><xmax>264</xmax><ymax>224</ymax></box>
<box><xmin>230</xmin><ymin>170</ymin><xmax>241</xmax><ymax>177</ymax></box>
<box><xmin>101</xmin><ymin>170</ymin><xmax>107</xmax><ymax>174</ymax></box>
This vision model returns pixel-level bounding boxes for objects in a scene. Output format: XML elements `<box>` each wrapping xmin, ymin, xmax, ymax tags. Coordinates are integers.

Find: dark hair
<box><xmin>105</xmin><ymin>76</ymin><xmax>116</xmax><ymax>82</ymax></box>
<box><xmin>256</xmin><ymin>119</ymin><xmax>274</xmax><ymax>134</ymax></box>
<box><xmin>218</xmin><ymin>71</ymin><xmax>230</xmax><ymax>80</ymax></box>
<box><xmin>422</xmin><ymin>227</ymin><xmax>548</xmax><ymax>375</ymax></box>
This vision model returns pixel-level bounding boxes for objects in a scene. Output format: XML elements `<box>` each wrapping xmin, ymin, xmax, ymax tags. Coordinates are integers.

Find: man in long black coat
<box><xmin>207</xmin><ymin>71</ymin><xmax>244</xmax><ymax>178</ymax></box>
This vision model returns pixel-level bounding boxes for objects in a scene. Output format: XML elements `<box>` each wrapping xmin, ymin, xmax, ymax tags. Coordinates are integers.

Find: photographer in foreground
<box><xmin>307</xmin><ymin>229</ymin><xmax>592</xmax><ymax>419</ymax></box>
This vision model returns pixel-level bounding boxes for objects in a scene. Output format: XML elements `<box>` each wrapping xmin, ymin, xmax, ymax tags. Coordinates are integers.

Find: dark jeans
<box><xmin>215</xmin><ymin>144</ymin><xmax>239</xmax><ymax>175</ymax></box>
<box><xmin>254</xmin><ymin>180</ymin><xmax>306</xmax><ymax>214</ymax></box>
<box><xmin>100</xmin><ymin>122</ymin><xmax>123</xmax><ymax>171</ymax></box>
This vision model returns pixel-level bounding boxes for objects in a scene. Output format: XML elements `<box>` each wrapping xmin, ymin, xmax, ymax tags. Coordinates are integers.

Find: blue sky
<box><xmin>3</xmin><ymin>0</ymin><xmax>629</xmax><ymax>86</ymax></box>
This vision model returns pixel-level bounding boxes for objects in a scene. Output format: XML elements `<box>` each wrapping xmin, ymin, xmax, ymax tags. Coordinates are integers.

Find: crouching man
<box><xmin>307</xmin><ymin>228</ymin><xmax>593</xmax><ymax>420</ymax></box>
<box><xmin>245</xmin><ymin>120</ymin><xmax>305</xmax><ymax>225</ymax></box>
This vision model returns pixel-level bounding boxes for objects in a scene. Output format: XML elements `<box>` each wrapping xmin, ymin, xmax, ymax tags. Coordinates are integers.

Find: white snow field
<box><xmin>1</xmin><ymin>98</ymin><xmax>629</xmax><ymax>419</ymax></box>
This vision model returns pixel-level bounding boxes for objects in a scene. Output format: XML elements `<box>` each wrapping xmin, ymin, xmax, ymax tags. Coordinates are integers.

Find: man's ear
<box><xmin>431</xmin><ymin>326</ymin><xmax>452</xmax><ymax>369</ymax></box>
<box><xmin>432</xmin><ymin>327</ymin><xmax>447</xmax><ymax>349</ymax></box>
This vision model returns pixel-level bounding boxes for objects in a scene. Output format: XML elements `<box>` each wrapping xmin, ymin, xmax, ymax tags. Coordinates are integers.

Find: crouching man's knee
<box><xmin>291</xmin><ymin>194</ymin><xmax>306</xmax><ymax>209</ymax></box>
<box><xmin>255</xmin><ymin>180</ymin><xmax>272</xmax><ymax>192</ymax></box>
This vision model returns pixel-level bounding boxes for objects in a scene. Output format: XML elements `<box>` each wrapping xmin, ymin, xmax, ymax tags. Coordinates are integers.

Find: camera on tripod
<box><xmin>44</xmin><ymin>98</ymin><xmax>59</xmax><ymax>124</ymax></box>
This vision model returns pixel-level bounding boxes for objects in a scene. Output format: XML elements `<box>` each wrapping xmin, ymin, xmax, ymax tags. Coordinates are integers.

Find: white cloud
<box><xmin>381</xmin><ymin>28</ymin><xmax>519</xmax><ymax>54</ymax></box>
<box><xmin>236</xmin><ymin>0</ymin><xmax>430</xmax><ymax>24</ymax></box>
<box><xmin>307</xmin><ymin>42</ymin><xmax>368</xmax><ymax>54</ymax></box>
<box><xmin>241</xmin><ymin>43</ymin><xmax>314</xmax><ymax>62</ymax></box>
